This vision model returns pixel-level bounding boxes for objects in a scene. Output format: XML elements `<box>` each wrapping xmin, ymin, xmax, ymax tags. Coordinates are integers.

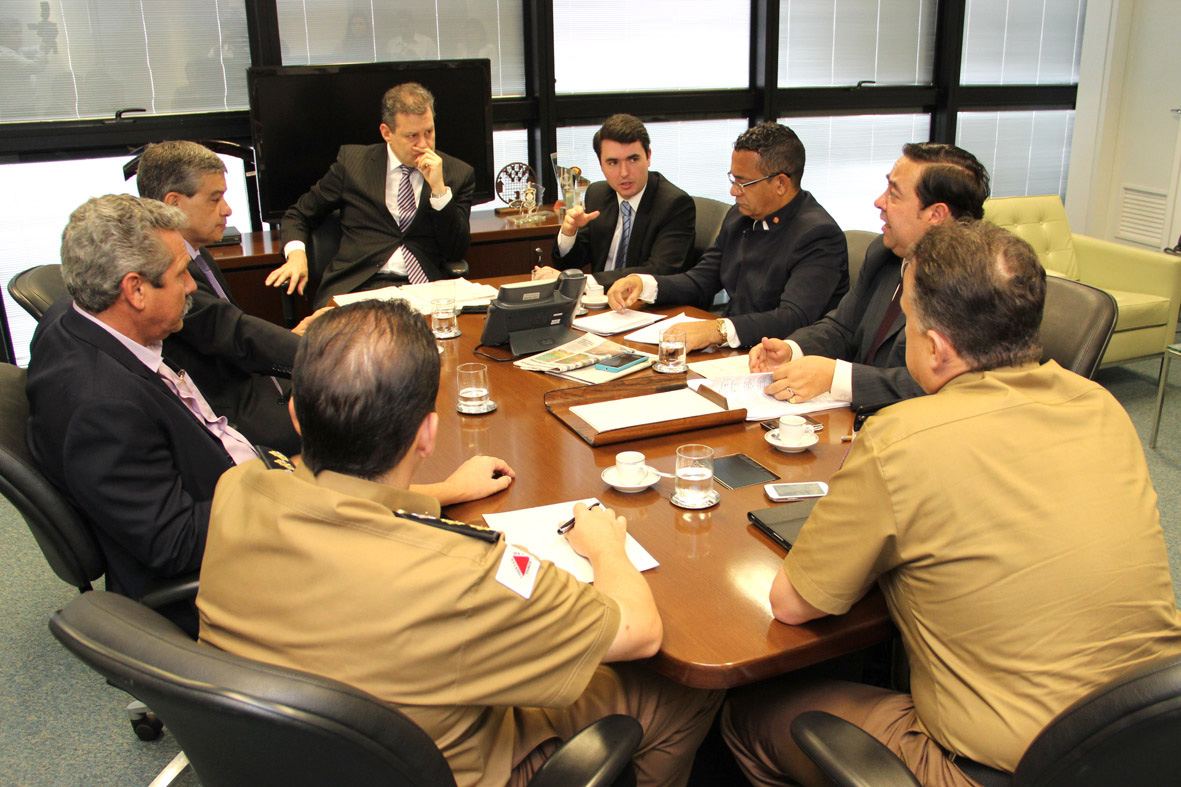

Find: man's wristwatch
<box><xmin>715</xmin><ymin>319</ymin><xmax>730</xmax><ymax>347</ymax></box>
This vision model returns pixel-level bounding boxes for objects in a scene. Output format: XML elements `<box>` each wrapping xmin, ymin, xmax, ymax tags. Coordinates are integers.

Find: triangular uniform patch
<box><xmin>496</xmin><ymin>545</ymin><xmax>539</xmax><ymax>599</ymax></box>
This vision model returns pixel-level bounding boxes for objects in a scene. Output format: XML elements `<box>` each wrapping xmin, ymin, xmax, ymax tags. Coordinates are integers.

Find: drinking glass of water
<box><xmin>655</xmin><ymin>326</ymin><xmax>687</xmax><ymax>374</ymax></box>
<box><xmin>673</xmin><ymin>444</ymin><xmax>715</xmax><ymax>508</ymax></box>
<box><xmin>456</xmin><ymin>363</ymin><xmax>496</xmax><ymax>414</ymax></box>
<box><xmin>431</xmin><ymin>297</ymin><xmax>460</xmax><ymax>339</ymax></box>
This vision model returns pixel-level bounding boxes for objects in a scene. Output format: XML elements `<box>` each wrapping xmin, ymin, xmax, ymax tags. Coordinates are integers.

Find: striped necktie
<box><xmin>397</xmin><ymin>164</ymin><xmax>430</xmax><ymax>284</ymax></box>
<box><xmin>609</xmin><ymin>200</ymin><xmax>633</xmax><ymax>271</ymax></box>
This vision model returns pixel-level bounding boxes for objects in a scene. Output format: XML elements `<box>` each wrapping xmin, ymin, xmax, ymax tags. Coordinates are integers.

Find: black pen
<box><xmin>557</xmin><ymin>502</ymin><xmax>600</xmax><ymax>535</ymax></box>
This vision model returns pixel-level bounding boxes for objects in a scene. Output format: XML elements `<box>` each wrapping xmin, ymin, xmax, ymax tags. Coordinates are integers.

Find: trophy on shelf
<box><xmin>551</xmin><ymin>152</ymin><xmax>590</xmax><ymax>222</ymax></box>
<box><xmin>494</xmin><ymin>162</ymin><xmax>553</xmax><ymax>226</ymax></box>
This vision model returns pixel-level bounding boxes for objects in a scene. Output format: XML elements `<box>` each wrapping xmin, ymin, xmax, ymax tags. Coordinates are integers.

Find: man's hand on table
<box><xmin>764</xmin><ymin>356</ymin><xmax>837</xmax><ymax>403</ymax></box>
<box><xmin>413</xmin><ymin>455</ymin><xmax>515</xmax><ymax>506</ymax></box>
<box><xmin>682</xmin><ymin>320</ymin><xmax>726</xmax><ymax>352</ymax></box>
<box><xmin>531</xmin><ymin>265</ymin><xmax>563</xmax><ymax>280</ymax></box>
<box><xmin>749</xmin><ymin>337</ymin><xmax>792</xmax><ymax>373</ymax></box>
<box><xmin>291</xmin><ymin>306</ymin><xmax>334</xmax><ymax>336</ymax></box>
<box><xmin>266</xmin><ymin>249</ymin><xmax>309</xmax><ymax>295</ymax></box>
<box><xmin>607</xmin><ymin>274</ymin><xmax>643</xmax><ymax>311</ymax></box>
<box><xmin>563</xmin><ymin>502</ymin><xmax>628</xmax><ymax>563</ymax></box>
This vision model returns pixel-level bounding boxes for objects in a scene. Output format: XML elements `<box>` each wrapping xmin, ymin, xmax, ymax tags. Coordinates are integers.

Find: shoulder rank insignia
<box><xmin>393</xmin><ymin>509</ymin><xmax>501</xmax><ymax>543</ymax></box>
<box><xmin>260</xmin><ymin>449</ymin><xmax>295</xmax><ymax>472</ymax></box>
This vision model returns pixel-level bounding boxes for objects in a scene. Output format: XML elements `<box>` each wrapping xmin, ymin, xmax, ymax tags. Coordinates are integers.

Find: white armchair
<box><xmin>984</xmin><ymin>195</ymin><xmax>1181</xmax><ymax>367</ymax></box>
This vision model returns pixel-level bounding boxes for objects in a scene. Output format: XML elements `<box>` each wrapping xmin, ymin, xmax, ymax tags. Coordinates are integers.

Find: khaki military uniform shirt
<box><xmin>198</xmin><ymin>461</ymin><xmax>620</xmax><ymax>787</ymax></box>
<box><xmin>785</xmin><ymin>361</ymin><xmax>1181</xmax><ymax>771</ymax></box>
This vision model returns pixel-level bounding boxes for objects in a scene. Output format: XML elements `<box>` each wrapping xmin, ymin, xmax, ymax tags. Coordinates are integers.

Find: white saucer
<box><xmin>581</xmin><ymin>295</ymin><xmax>609</xmax><ymax>309</ymax></box>
<box><xmin>670</xmin><ymin>489</ymin><xmax>721</xmax><ymax>509</ymax></box>
<box><xmin>765</xmin><ymin>429</ymin><xmax>819</xmax><ymax>453</ymax></box>
<box><xmin>602</xmin><ymin>465</ymin><xmax>660</xmax><ymax>493</ymax></box>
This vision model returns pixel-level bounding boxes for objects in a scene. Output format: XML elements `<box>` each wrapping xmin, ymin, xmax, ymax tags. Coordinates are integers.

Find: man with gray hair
<box><xmin>26</xmin><ymin>194</ymin><xmax>257</xmax><ymax>635</ymax></box>
<box><xmin>607</xmin><ymin>122</ymin><xmax>847</xmax><ymax>351</ymax></box>
<box><xmin>267</xmin><ymin>81</ymin><xmax>476</xmax><ymax>307</ymax></box>
<box><xmin>722</xmin><ymin>221</ymin><xmax>1181</xmax><ymax>786</ymax></box>
<box><xmin>137</xmin><ymin>140</ymin><xmax>309</xmax><ymax>455</ymax></box>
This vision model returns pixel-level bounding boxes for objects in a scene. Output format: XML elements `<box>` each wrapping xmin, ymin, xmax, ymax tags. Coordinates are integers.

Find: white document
<box><xmin>572</xmin><ymin>309</ymin><xmax>665</xmax><ymax>336</ymax></box>
<box><xmin>570</xmin><ymin>388</ymin><xmax>725</xmax><ymax>432</ymax></box>
<box><xmin>331</xmin><ymin>279</ymin><xmax>497</xmax><ymax>313</ymax></box>
<box><xmin>688</xmin><ymin>354</ymin><xmax>753</xmax><ymax>379</ymax></box>
<box><xmin>624</xmin><ymin>312</ymin><xmax>708</xmax><ymax>345</ymax></box>
<box><xmin>688</xmin><ymin>374</ymin><xmax>850</xmax><ymax>421</ymax></box>
<box><xmin>483</xmin><ymin>498</ymin><xmax>659</xmax><ymax>583</ymax></box>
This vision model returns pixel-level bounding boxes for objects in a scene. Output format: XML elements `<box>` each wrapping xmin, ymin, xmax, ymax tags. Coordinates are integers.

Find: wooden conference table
<box><xmin>409</xmin><ymin>279</ymin><xmax>893</xmax><ymax>690</ymax></box>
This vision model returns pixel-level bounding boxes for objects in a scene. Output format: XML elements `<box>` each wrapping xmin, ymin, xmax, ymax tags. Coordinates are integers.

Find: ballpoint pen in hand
<box><xmin>557</xmin><ymin>502</ymin><xmax>600</xmax><ymax>534</ymax></box>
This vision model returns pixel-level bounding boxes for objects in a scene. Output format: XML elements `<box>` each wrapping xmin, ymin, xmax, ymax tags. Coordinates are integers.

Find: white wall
<box><xmin>1068</xmin><ymin>0</ymin><xmax>1181</xmax><ymax>246</ymax></box>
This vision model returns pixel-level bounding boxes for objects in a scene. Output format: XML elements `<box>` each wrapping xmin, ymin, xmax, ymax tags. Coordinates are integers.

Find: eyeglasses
<box><xmin>727</xmin><ymin>171</ymin><xmax>788</xmax><ymax>194</ymax></box>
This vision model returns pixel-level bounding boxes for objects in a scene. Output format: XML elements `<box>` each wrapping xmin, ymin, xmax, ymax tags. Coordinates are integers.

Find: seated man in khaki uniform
<box><xmin>197</xmin><ymin>300</ymin><xmax>721</xmax><ymax>787</ymax></box>
<box><xmin>722</xmin><ymin>221</ymin><xmax>1181</xmax><ymax>786</ymax></box>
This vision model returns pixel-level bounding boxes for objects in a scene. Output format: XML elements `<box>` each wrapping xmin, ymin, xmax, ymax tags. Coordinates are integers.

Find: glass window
<box><xmin>553</xmin><ymin>1</ymin><xmax>749</xmax><ymax>93</ymax></box>
<box><xmin>473</xmin><ymin>128</ymin><xmax>532</xmax><ymax>212</ymax></box>
<box><xmin>788</xmin><ymin>114</ymin><xmax>931</xmax><ymax>231</ymax></box>
<box><xmin>961</xmin><ymin>0</ymin><xmax>1087</xmax><ymax>85</ymax></box>
<box><xmin>275</xmin><ymin>0</ymin><xmax>525</xmax><ymax>97</ymax></box>
<box><xmin>0</xmin><ymin>153</ymin><xmax>255</xmax><ymax>365</ymax></box>
<box><xmin>956</xmin><ymin>110</ymin><xmax>1074</xmax><ymax>200</ymax></box>
<box><xmin>555</xmin><ymin>118</ymin><xmax>750</xmax><ymax>204</ymax></box>
<box><xmin>778</xmin><ymin>0</ymin><xmax>936</xmax><ymax>87</ymax></box>
<box><xmin>0</xmin><ymin>0</ymin><xmax>249</xmax><ymax>123</ymax></box>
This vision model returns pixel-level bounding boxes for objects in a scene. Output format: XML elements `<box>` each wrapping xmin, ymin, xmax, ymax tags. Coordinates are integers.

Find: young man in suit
<box><xmin>543</xmin><ymin>113</ymin><xmax>695</xmax><ymax>288</ymax></box>
<box><xmin>607</xmin><ymin>123</ymin><xmax>848</xmax><ymax>351</ymax></box>
<box><xmin>267</xmin><ymin>81</ymin><xmax>475</xmax><ymax>307</ymax></box>
<box><xmin>748</xmin><ymin>142</ymin><xmax>990</xmax><ymax>408</ymax></box>
<box><xmin>137</xmin><ymin>140</ymin><xmax>314</xmax><ymax>455</ymax></box>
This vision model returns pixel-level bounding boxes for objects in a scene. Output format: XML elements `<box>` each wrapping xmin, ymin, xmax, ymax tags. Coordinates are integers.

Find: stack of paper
<box><xmin>572</xmin><ymin>309</ymin><xmax>665</xmax><ymax>336</ymax></box>
<box><xmin>624</xmin><ymin>312</ymin><xmax>709</xmax><ymax>344</ymax></box>
<box><xmin>332</xmin><ymin>278</ymin><xmax>497</xmax><ymax>313</ymax></box>
<box><xmin>569</xmin><ymin>388</ymin><xmax>725</xmax><ymax>432</ymax></box>
<box><xmin>483</xmin><ymin>498</ymin><xmax>659</xmax><ymax>582</ymax></box>
<box><xmin>688</xmin><ymin>373</ymin><xmax>850</xmax><ymax>421</ymax></box>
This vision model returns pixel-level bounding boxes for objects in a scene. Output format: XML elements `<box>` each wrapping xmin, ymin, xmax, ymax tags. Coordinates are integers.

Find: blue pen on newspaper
<box><xmin>557</xmin><ymin>502</ymin><xmax>600</xmax><ymax>535</ymax></box>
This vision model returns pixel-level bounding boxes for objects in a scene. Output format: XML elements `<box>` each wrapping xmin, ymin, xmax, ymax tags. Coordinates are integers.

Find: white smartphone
<box><xmin>763</xmin><ymin>481</ymin><xmax>829</xmax><ymax>501</ymax></box>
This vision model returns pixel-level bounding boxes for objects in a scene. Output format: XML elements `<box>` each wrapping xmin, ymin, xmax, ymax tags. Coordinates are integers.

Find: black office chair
<box><xmin>843</xmin><ymin>230</ymin><xmax>879</xmax><ymax>289</ymax></box>
<box><xmin>50</xmin><ymin>591</ymin><xmax>644</xmax><ymax>787</ymax></box>
<box><xmin>281</xmin><ymin>209</ymin><xmax>470</xmax><ymax>325</ymax></box>
<box><xmin>0</xmin><ymin>362</ymin><xmax>196</xmax><ymax>739</ymax></box>
<box><xmin>1039</xmin><ymin>276</ymin><xmax>1118</xmax><ymax>379</ymax></box>
<box><xmin>789</xmin><ymin>653</ymin><xmax>1181</xmax><ymax>787</ymax></box>
<box><xmin>691</xmin><ymin>196</ymin><xmax>730</xmax><ymax>262</ymax></box>
<box><xmin>8</xmin><ymin>264</ymin><xmax>69</xmax><ymax>321</ymax></box>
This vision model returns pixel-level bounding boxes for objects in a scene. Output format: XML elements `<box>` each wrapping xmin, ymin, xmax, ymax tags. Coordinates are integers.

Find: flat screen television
<box><xmin>247</xmin><ymin>59</ymin><xmax>493</xmax><ymax>224</ymax></box>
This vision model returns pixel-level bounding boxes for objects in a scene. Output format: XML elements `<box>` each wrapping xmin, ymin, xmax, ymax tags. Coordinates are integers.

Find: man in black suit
<box><xmin>266</xmin><ymin>81</ymin><xmax>476</xmax><ymax>308</ymax></box>
<box><xmin>26</xmin><ymin>195</ymin><xmax>261</xmax><ymax>634</ymax></box>
<box><xmin>137</xmin><ymin>140</ymin><xmax>310</xmax><ymax>455</ymax></box>
<box><xmin>543</xmin><ymin>114</ymin><xmax>695</xmax><ymax>288</ymax></box>
<box><xmin>749</xmin><ymin>143</ymin><xmax>990</xmax><ymax>408</ymax></box>
<box><xmin>608</xmin><ymin>123</ymin><xmax>848</xmax><ymax>351</ymax></box>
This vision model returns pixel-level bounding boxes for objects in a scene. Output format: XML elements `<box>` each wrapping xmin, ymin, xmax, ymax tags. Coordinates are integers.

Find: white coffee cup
<box><xmin>614</xmin><ymin>451</ymin><xmax>647</xmax><ymax>485</ymax></box>
<box><xmin>777</xmin><ymin>415</ymin><xmax>816</xmax><ymax>445</ymax></box>
<box><xmin>584</xmin><ymin>278</ymin><xmax>605</xmax><ymax>299</ymax></box>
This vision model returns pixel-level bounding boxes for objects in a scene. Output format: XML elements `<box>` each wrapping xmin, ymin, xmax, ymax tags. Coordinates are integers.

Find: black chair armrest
<box><xmin>137</xmin><ymin>572</ymin><xmax>199</xmax><ymax>610</ymax></box>
<box><xmin>443</xmin><ymin>260</ymin><xmax>469</xmax><ymax>279</ymax></box>
<box><xmin>527</xmin><ymin>714</ymin><xmax>642</xmax><ymax>787</ymax></box>
<box><xmin>789</xmin><ymin>711</ymin><xmax>920</xmax><ymax>787</ymax></box>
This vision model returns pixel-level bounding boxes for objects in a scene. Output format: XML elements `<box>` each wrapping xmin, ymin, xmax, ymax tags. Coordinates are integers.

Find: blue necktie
<box><xmin>610</xmin><ymin>201</ymin><xmax>633</xmax><ymax>271</ymax></box>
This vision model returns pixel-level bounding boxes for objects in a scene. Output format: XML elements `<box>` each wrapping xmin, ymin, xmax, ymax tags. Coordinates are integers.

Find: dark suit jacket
<box><xmin>281</xmin><ymin>143</ymin><xmax>476</xmax><ymax>307</ymax></box>
<box><xmin>163</xmin><ymin>248</ymin><xmax>300</xmax><ymax>455</ymax></box>
<box><xmin>653</xmin><ymin>191</ymin><xmax>848</xmax><ymax>347</ymax></box>
<box><xmin>788</xmin><ymin>236</ymin><xmax>925</xmax><ymax>407</ymax></box>
<box><xmin>552</xmin><ymin>171</ymin><xmax>695</xmax><ymax>288</ymax></box>
<box><xmin>26</xmin><ymin>300</ymin><xmax>235</xmax><ymax>619</ymax></box>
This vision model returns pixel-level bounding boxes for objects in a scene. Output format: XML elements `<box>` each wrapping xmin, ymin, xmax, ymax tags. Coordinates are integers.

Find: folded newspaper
<box><xmin>514</xmin><ymin>334</ymin><xmax>636</xmax><ymax>373</ymax></box>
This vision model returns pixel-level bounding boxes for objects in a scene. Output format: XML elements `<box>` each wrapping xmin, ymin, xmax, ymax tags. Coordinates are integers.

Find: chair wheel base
<box><xmin>132</xmin><ymin>712</ymin><xmax>163</xmax><ymax>741</ymax></box>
